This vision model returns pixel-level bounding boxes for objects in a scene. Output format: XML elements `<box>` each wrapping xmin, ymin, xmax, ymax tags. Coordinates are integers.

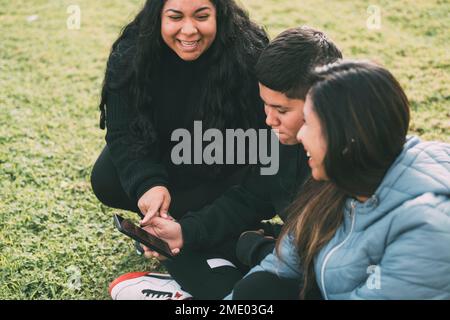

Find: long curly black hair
<box><xmin>99</xmin><ymin>0</ymin><xmax>269</xmax><ymax>156</ymax></box>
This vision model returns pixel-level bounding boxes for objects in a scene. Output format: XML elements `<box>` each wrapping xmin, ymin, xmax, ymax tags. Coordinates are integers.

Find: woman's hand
<box><xmin>141</xmin><ymin>217</ymin><xmax>184</xmax><ymax>261</ymax></box>
<box><xmin>138</xmin><ymin>186</ymin><xmax>171</xmax><ymax>226</ymax></box>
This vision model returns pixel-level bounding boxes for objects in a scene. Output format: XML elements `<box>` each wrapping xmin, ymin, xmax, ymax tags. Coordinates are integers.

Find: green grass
<box><xmin>0</xmin><ymin>0</ymin><xmax>449</xmax><ymax>299</ymax></box>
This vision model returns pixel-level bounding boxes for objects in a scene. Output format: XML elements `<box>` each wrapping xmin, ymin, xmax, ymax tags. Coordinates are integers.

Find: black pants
<box><xmin>232</xmin><ymin>272</ymin><xmax>302</xmax><ymax>300</ymax></box>
<box><xmin>162</xmin><ymin>225</ymin><xmax>301</xmax><ymax>300</ymax></box>
<box><xmin>162</xmin><ymin>239</ymin><xmax>248</xmax><ymax>300</ymax></box>
<box><xmin>162</xmin><ymin>238</ymin><xmax>292</xmax><ymax>300</ymax></box>
<box><xmin>163</xmin><ymin>225</ymin><xmax>323</xmax><ymax>300</ymax></box>
<box><xmin>90</xmin><ymin>145</ymin><xmax>248</xmax><ymax>219</ymax></box>
<box><xmin>162</xmin><ymin>237</ymin><xmax>303</xmax><ymax>300</ymax></box>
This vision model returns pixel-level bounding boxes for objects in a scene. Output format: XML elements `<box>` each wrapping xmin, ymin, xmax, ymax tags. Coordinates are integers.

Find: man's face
<box><xmin>259</xmin><ymin>83</ymin><xmax>305</xmax><ymax>145</ymax></box>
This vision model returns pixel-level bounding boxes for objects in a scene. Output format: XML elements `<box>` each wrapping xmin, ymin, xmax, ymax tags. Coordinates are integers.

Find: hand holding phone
<box><xmin>141</xmin><ymin>217</ymin><xmax>184</xmax><ymax>254</ymax></box>
<box><xmin>113</xmin><ymin>214</ymin><xmax>174</xmax><ymax>259</ymax></box>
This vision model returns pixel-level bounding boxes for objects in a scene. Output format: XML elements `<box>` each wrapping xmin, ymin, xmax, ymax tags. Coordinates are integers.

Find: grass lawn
<box><xmin>0</xmin><ymin>0</ymin><xmax>449</xmax><ymax>299</ymax></box>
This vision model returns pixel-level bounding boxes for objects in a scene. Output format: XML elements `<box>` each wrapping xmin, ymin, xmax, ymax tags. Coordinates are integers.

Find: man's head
<box><xmin>256</xmin><ymin>26</ymin><xmax>342</xmax><ymax>144</ymax></box>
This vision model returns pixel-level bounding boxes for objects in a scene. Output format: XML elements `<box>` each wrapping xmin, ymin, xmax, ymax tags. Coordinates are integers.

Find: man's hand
<box><xmin>141</xmin><ymin>217</ymin><xmax>184</xmax><ymax>261</ymax></box>
<box><xmin>138</xmin><ymin>186</ymin><xmax>171</xmax><ymax>226</ymax></box>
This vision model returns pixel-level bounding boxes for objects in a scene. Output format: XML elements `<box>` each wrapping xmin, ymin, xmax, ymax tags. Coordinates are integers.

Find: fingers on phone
<box><xmin>151</xmin><ymin>251</ymin><xmax>166</xmax><ymax>261</ymax></box>
<box><xmin>140</xmin><ymin>209</ymin><xmax>158</xmax><ymax>226</ymax></box>
<box><xmin>143</xmin><ymin>248</ymin><xmax>157</xmax><ymax>259</ymax></box>
<box><xmin>142</xmin><ymin>246</ymin><xmax>160</xmax><ymax>257</ymax></box>
<box><xmin>143</xmin><ymin>249</ymin><xmax>152</xmax><ymax>259</ymax></box>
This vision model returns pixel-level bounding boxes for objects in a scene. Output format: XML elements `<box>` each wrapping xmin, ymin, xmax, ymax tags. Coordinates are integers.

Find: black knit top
<box><xmin>102</xmin><ymin>35</ymin><xmax>267</xmax><ymax>203</ymax></box>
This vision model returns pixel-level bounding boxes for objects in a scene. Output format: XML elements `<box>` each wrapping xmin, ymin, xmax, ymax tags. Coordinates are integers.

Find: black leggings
<box><xmin>90</xmin><ymin>145</ymin><xmax>248</xmax><ymax>219</ymax></box>
<box><xmin>90</xmin><ymin>146</ymin><xmax>140</xmax><ymax>215</ymax></box>
<box><xmin>232</xmin><ymin>272</ymin><xmax>301</xmax><ymax>300</ymax></box>
<box><xmin>163</xmin><ymin>226</ymin><xmax>322</xmax><ymax>300</ymax></box>
<box><xmin>162</xmin><ymin>239</ymin><xmax>247</xmax><ymax>300</ymax></box>
<box><xmin>162</xmin><ymin>239</ymin><xmax>302</xmax><ymax>300</ymax></box>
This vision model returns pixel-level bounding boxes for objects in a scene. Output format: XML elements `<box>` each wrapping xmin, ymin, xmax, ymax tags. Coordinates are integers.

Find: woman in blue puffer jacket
<box><xmin>226</xmin><ymin>60</ymin><xmax>450</xmax><ymax>300</ymax></box>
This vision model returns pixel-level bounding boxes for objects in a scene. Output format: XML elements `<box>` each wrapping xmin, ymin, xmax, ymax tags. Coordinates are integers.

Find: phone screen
<box><xmin>114</xmin><ymin>215</ymin><xmax>173</xmax><ymax>258</ymax></box>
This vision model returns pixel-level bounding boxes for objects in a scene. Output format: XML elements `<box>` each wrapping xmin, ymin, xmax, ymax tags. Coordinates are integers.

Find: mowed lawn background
<box><xmin>0</xmin><ymin>0</ymin><xmax>449</xmax><ymax>299</ymax></box>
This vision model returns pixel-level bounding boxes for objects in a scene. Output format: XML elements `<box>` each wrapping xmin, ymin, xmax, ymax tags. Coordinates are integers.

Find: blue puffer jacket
<box><xmin>226</xmin><ymin>136</ymin><xmax>450</xmax><ymax>300</ymax></box>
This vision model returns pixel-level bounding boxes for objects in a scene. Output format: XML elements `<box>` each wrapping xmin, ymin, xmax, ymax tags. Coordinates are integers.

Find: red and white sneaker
<box><xmin>109</xmin><ymin>272</ymin><xmax>193</xmax><ymax>300</ymax></box>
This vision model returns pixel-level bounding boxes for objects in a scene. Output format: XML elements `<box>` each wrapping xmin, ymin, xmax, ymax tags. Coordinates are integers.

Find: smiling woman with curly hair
<box><xmin>90</xmin><ymin>0</ymin><xmax>269</xmax><ymax>223</ymax></box>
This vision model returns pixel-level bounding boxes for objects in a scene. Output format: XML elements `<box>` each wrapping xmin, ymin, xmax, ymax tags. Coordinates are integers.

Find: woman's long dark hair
<box><xmin>277</xmin><ymin>60</ymin><xmax>411</xmax><ymax>299</ymax></box>
<box><xmin>98</xmin><ymin>0</ymin><xmax>269</xmax><ymax>156</ymax></box>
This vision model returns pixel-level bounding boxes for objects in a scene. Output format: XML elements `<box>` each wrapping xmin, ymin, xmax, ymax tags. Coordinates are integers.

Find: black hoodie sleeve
<box><xmin>104</xmin><ymin>87</ymin><xmax>169</xmax><ymax>202</ymax></box>
<box><xmin>178</xmin><ymin>167</ymin><xmax>276</xmax><ymax>251</ymax></box>
<box><xmin>101</xmin><ymin>27</ymin><xmax>169</xmax><ymax>203</ymax></box>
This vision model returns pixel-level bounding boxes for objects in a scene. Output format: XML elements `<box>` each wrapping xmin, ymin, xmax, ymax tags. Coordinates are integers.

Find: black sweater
<box><xmin>179</xmin><ymin>143</ymin><xmax>311</xmax><ymax>250</ymax></box>
<box><xmin>103</xmin><ymin>41</ymin><xmax>266</xmax><ymax>203</ymax></box>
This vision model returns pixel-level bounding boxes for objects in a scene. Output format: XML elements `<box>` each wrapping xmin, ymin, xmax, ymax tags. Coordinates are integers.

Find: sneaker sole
<box><xmin>108</xmin><ymin>272</ymin><xmax>172</xmax><ymax>297</ymax></box>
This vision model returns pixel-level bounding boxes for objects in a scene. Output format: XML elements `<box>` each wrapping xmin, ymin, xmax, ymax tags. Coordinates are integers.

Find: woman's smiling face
<box><xmin>296</xmin><ymin>95</ymin><xmax>329</xmax><ymax>181</ymax></box>
<box><xmin>161</xmin><ymin>0</ymin><xmax>217</xmax><ymax>61</ymax></box>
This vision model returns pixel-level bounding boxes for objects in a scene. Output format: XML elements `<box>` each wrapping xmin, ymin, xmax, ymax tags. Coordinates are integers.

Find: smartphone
<box><xmin>113</xmin><ymin>214</ymin><xmax>174</xmax><ymax>259</ymax></box>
